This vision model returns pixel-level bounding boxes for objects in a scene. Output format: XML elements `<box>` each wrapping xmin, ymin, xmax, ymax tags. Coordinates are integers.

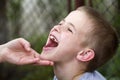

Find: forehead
<box><xmin>65</xmin><ymin>10</ymin><xmax>91</xmax><ymax>31</ymax></box>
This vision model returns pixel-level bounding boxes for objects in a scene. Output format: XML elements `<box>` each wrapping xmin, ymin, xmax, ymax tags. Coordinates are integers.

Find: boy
<box><xmin>41</xmin><ymin>6</ymin><xmax>119</xmax><ymax>80</ymax></box>
<box><xmin>0</xmin><ymin>38</ymin><xmax>53</xmax><ymax>65</ymax></box>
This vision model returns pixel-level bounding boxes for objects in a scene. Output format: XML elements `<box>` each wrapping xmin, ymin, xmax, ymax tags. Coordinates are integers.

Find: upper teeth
<box><xmin>50</xmin><ymin>35</ymin><xmax>58</xmax><ymax>43</ymax></box>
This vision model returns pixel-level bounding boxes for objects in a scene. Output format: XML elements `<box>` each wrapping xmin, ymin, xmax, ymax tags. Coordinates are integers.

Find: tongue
<box><xmin>45</xmin><ymin>39</ymin><xmax>58</xmax><ymax>47</ymax></box>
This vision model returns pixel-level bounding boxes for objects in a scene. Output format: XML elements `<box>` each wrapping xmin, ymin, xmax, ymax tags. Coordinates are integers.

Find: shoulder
<box><xmin>53</xmin><ymin>76</ymin><xmax>58</xmax><ymax>80</ymax></box>
<box><xmin>79</xmin><ymin>70</ymin><xmax>106</xmax><ymax>80</ymax></box>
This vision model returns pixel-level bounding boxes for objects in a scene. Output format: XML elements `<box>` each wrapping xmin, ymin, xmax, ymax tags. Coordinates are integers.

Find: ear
<box><xmin>76</xmin><ymin>49</ymin><xmax>95</xmax><ymax>62</ymax></box>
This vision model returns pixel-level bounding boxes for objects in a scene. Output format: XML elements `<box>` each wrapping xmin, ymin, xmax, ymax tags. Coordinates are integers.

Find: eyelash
<box><xmin>68</xmin><ymin>28</ymin><xmax>72</xmax><ymax>32</ymax></box>
<box><xmin>58</xmin><ymin>23</ymin><xmax>62</xmax><ymax>25</ymax></box>
<box><xmin>58</xmin><ymin>23</ymin><xmax>73</xmax><ymax>33</ymax></box>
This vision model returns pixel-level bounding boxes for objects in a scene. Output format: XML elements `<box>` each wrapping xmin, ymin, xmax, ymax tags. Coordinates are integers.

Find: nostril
<box><xmin>52</xmin><ymin>25</ymin><xmax>60</xmax><ymax>32</ymax></box>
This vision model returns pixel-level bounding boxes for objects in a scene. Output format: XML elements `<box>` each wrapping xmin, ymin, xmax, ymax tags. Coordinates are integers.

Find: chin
<box><xmin>40</xmin><ymin>54</ymin><xmax>50</xmax><ymax>60</ymax></box>
<box><xmin>41</xmin><ymin>51</ymin><xmax>53</xmax><ymax>60</ymax></box>
<box><xmin>40</xmin><ymin>33</ymin><xmax>60</xmax><ymax>60</ymax></box>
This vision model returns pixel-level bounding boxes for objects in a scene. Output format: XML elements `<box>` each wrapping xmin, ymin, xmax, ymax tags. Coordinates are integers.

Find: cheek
<box><xmin>55</xmin><ymin>48</ymin><xmax>76</xmax><ymax>62</ymax></box>
<box><xmin>57</xmin><ymin>33</ymin><xmax>81</xmax><ymax>61</ymax></box>
<box><xmin>60</xmin><ymin>33</ymin><xmax>74</xmax><ymax>43</ymax></box>
<box><xmin>58</xmin><ymin>41</ymin><xmax>80</xmax><ymax>61</ymax></box>
<box><xmin>61</xmin><ymin>32</ymin><xmax>69</xmax><ymax>39</ymax></box>
<box><xmin>60</xmin><ymin>33</ymin><xmax>80</xmax><ymax>50</ymax></box>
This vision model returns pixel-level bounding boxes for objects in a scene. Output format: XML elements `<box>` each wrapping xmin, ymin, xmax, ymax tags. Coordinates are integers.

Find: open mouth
<box><xmin>43</xmin><ymin>34</ymin><xmax>59</xmax><ymax>50</ymax></box>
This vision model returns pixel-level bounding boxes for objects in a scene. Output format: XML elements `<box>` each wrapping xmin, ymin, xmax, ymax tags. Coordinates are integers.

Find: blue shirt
<box><xmin>53</xmin><ymin>71</ymin><xmax>106</xmax><ymax>80</ymax></box>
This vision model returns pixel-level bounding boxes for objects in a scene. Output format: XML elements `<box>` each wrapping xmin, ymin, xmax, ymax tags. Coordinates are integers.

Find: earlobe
<box><xmin>76</xmin><ymin>49</ymin><xmax>95</xmax><ymax>62</ymax></box>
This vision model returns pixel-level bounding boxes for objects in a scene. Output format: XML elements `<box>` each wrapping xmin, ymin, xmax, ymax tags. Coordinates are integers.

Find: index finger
<box><xmin>19</xmin><ymin>38</ymin><xmax>31</xmax><ymax>51</ymax></box>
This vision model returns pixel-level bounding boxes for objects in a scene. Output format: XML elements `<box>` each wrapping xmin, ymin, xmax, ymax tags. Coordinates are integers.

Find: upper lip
<box><xmin>49</xmin><ymin>34</ymin><xmax>58</xmax><ymax>43</ymax></box>
<box><xmin>44</xmin><ymin>33</ymin><xmax>59</xmax><ymax>48</ymax></box>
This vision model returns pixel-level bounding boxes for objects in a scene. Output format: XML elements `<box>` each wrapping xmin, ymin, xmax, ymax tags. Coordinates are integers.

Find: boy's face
<box><xmin>41</xmin><ymin>10</ymin><xmax>90</xmax><ymax>62</ymax></box>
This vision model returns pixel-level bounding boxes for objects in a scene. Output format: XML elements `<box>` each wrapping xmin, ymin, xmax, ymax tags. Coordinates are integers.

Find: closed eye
<box><xmin>58</xmin><ymin>21</ymin><xmax>63</xmax><ymax>25</ymax></box>
<box><xmin>68</xmin><ymin>28</ymin><xmax>73</xmax><ymax>33</ymax></box>
<box><xmin>58</xmin><ymin>23</ymin><xmax>62</xmax><ymax>25</ymax></box>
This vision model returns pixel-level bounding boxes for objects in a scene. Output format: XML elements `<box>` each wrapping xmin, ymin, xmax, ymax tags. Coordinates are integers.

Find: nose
<box><xmin>51</xmin><ymin>24</ymin><xmax>61</xmax><ymax>33</ymax></box>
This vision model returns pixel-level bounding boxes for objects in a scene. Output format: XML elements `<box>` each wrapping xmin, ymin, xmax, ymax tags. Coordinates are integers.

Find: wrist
<box><xmin>0</xmin><ymin>44</ymin><xmax>6</xmax><ymax>63</ymax></box>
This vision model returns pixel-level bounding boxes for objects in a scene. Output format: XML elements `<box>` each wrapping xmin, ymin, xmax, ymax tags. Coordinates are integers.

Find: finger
<box><xmin>19</xmin><ymin>38</ymin><xmax>31</xmax><ymax>51</ymax></box>
<box><xmin>19</xmin><ymin>57</ymin><xmax>40</xmax><ymax>65</ymax></box>
<box><xmin>30</xmin><ymin>49</ymin><xmax>40</xmax><ymax>58</ymax></box>
<box><xmin>36</xmin><ymin>60</ymin><xmax>54</xmax><ymax>66</ymax></box>
<box><xmin>39</xmin><ymin>55</ymin><xmax>54</xmax><ymax>66</ymax></box>
<box><xmin>24</xmin><ymin>44</ymin><xmax>31</xmax><ymax>51</ymax></box>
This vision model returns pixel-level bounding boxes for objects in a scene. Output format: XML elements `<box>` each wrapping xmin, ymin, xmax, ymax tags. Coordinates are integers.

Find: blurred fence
<box><xmin>0</xmin><ymin>0</ymin><xmax>120</xmax><ymax>80</ymax></box>
<box><xmin>91</xmin><ymin>0</ymin><xmax>120</xmax><ymax>39</ymax></box>
<box><xmin>89</xmin><ymin>0</ymin><xmax>120</xmax><ymax>80</ymax></box>
<box><xmin>7</xmin><ymin>0</ymin><xmax>68</xmax><ymax>43</ymax></box>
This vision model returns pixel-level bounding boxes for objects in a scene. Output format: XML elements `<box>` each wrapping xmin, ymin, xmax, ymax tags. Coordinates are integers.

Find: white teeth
<box><xmin>54</xmin><ymin>38</ymin><xmax>58</xmax><ymax>43</ymax></box>
<box><xmin>50</xmin><ymin>35</ymin><xmax>58</xmax><ymax>43</ymax></box>
<box><xmin>50</xmin><ymin>36</ymin><xmax>54</xmax><ymax>39</ymax></box>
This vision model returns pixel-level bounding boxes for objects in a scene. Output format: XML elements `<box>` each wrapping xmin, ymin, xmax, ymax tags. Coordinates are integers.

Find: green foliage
<box><xmin>0</xmin><ymin>34</ymin><xmax>54</xmax><ymax>80</ymax></box>
<box><xmin>22</xmin><ymin>34</ymin><xmax>54</xmax><ymax>80</ymax></box>
<box><xmin>2</xmin><ymin>0</ymin><xmax>120</xmax><ymax>80</ymax></box>
<box><xmin>21</xmin><ymin>66</ymin><xmax>53</xmax><ymax>80</ymax></box>
<box><xmin>28</xmin><ymin>33</ymin><xmax>48</xmax><ymax>53</ymax></box>
<box><xmin>7</xmin><ymin>0</ymin><xmax>22</xmax><ymax>38</ymax></box>
<box><xmin>98</xmin><ymin>45</ymin><xmax>120</xmax><ymax>80</ymax></box>
<box><xmin>113</xmin><ymin>12</ymin><xmax>120</xmax><ymax>38</ymax></box>
<box><xmin>37</xmin><ymin>0</ymin><xmax>67</xmax><ymax>26</ymax></box>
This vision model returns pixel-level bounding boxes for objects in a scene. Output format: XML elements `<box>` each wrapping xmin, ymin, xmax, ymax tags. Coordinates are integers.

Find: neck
<box><xmin>53</xmin><ymin>60</ymin><xmax>86</xmax><ymax>80</ymax></box>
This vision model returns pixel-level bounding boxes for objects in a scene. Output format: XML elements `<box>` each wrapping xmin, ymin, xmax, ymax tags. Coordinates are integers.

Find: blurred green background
<box><xmin>0</xmin><ymin>0</ymin><xmax>120</xmax><ymax>80</ymax></box>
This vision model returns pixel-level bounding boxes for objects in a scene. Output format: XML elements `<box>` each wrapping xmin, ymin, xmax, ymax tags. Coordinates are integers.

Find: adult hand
<box><xmin>0</xmin><ymin>38</ymin><xmax>53</xmax><ymax>66</ymax></box>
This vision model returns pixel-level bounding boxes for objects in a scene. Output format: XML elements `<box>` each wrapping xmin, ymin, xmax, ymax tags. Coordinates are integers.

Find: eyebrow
<box><xmin>62</xmin><ymin>19</ymin><xmax>76</xmax><ymax>30</ymax></box>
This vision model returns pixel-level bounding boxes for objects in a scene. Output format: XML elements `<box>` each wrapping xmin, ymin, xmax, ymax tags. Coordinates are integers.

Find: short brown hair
<box><xmin>77</xmin><ymin>6</ymin><xmax>119</xmax><ymax>72</ymax></box>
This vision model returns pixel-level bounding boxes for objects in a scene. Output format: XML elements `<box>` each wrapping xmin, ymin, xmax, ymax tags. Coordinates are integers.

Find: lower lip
<box><xmin>43</xmin><ymin>46</ymin><xmax>56</xmax><ymax>51</ymax></box>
